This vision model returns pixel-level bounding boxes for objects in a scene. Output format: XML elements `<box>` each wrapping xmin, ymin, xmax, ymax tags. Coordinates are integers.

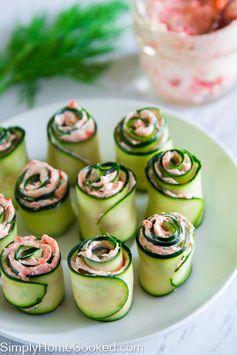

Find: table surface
<box><xmin>0</xmin><ymin>1</ymin><xmax>237</xmax><ymax>354</ymax></box>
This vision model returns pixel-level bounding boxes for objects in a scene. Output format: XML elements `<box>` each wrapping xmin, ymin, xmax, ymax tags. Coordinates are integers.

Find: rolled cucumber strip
<box><xmin>47</xmin><ymin>100</ymin><xmax>101</xmax><ymax>184</ymax></box>
<box><xmin>114</xmin><ymin>107</ymin><xmax>172</xmax><ymax>190</ymax></box>
<box><xmin>0</xmin><ymin>234</ymin><xmax>65</xmax><ymax>314</ymax></box>
<box><xmin>145</xmin><ymin>149</ymin><xmax>204</xmax><ymax>228</ymax></box>
<box><xmin>136</xmin><ymin>212</ymin><xmax>195</xmax><ymax>296</ymax></box>
<box><xmin>0</xmin><ymin>194</ymin><xmax>17</xmax><ymax>260</ymax></box>
<box><xmin>68</xmin><ymin>235</ymin><xmax>133</xmax><ymax>321</ymax></box>
<box><xmin>0</xmin><ymin>126</ymin><xmax>28</xmax><ymax>201</ymax></box>
<box><xmin>76</xmin><ymin>162</ymin><xmax>137</xmax><ymax>242</ymax></box>
<box><xmin>15</xmin><ymin>160</ymin><xmax>75</xmax><ymax>237</ymax></box>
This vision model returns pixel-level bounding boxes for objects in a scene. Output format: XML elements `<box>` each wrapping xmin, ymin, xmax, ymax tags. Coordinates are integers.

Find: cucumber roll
<box><xmin>0</xmin><ymin>234</ymin><xmax>64</xmax><ymax>314</ymax></box>
<box><xmin>146</xmin><ymin>149</ymin><xmax>204</xmax><ymax>228</ymax></box>
<box><xmin>0</xmin><ymin>194</ymin><xmax>17</xmax><ymax>255</ymax></box>
<box><xmin>0</xmin><ymin>126</ymin><xmax>28</xmax><ymax>200</ymax></box>
<box><xmin>47</xmin><ymin>100</ymin><xmax>101</xmax><ymax>184</ymax></box>
<box><xmin>68</xmin><ymin>235</ymin><xmax>133</xmax><ymax>321</ymax></box>
<box><xmin>15</xmin><ymin>160</ymin><xmax>75</xmax><ymax>237</ymax></box>
<box><xmin>114</xmin><ymin>107</ymin><xmax>172</xmax><ymax>190</ymax></box>
<box><xmin>76</xmin><ymin>162</ymin><xmax>137</xmax><ymax>242</ymax></box>
<box><xmin>136</xmin><ymin>213</ymin><xmax>195</xmax><ymax>296</ymax></box>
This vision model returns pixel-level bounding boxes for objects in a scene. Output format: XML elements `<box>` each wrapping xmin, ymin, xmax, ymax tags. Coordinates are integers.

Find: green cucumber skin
<box><xmin>146</xmin><ymin>183</ymin><xmax>204</xmax><ymax>228</ymax></box>
<box><xmin>21</xmin><ymin>263</ymin><xmax>65</xmax><ymax>315</ymax></box>
<box><xmin>47</xmin><ymin>125</ymin><xmax>101</xmax><ymax>185</ymax></box>
<box><xmin>17</xmin><ymin>194</ymin><xmax>75</xmax><ymax>238</ymax></box>
<box><xmin>136</xmin><ymin>243</ymin><xmax>193</xmax><ymax>296</ymax></box>
<box><xmin>84</xmin><ymin>241</ymin><xmax>123</xmax><ymax>272</ymax></box>
<box><xmin>69</xmin><ymin>271</ymin><xmax>129</xmax><ymax>321</ymax></box>
<box><xmin>170</xmin><ymin>264</ymin><xmax>192</xmax><ymax>288</ymax></box>
<box><xmin>102</xmin><ymin>262</ymin><xmax>133</xmax><ymax>321</ymax></box>
<box><xmin>89</xmin><ymin>303</ymin><xmax>133</xmax><ymax>322</ymax></box>
<box><xmin>47</xmin><ymin>140</ymin><xmax>86</xmax><ymax>185</ymax></box>
<box><xmin>68</xmin><ymin>247</ymin><xmax>133</xmax><ymax>321</ymax></box>
<box><xmin>0</xmin><ymin>140</ymin><xmax>28</xmax><ymax>202</ymax></box>
<box><xmin>19</xmin><ymin>297</ymin><xmax>64</xmax><ymax>315</ymax></box>
<box><xmin>156</xmin><ymin>170</ymin><xmax>203</xmax><ymax>197</ymax></box>
<box><xmin>1</xmin><ymin>272</ymin><xmax>47</xmax><ymax>308</ymax></box>
<box><xmin>76</xmin><ymin>185</ymin><xmax>137</xmax><ymax>243</ymax></box>
<box><xmin>0</xmin><ymin>223</ymin><xmax>17</xmax><ymax>255</ymax></box>
<box><xmin>115</xmin><ymin>139</ymin><xmax>172</xmax><ymax>191</ymax></box>
<box><xmin>0</xmin><ymin>256</ymin><xmax>65</xmax><ymax>314</ymax></box>
<box><xmin>139</xmin><ymin>280</ymin><xmax>175</xmax><ymax>297</ymax></box>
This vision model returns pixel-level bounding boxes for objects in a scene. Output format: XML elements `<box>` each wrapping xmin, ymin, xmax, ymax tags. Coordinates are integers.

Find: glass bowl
<box><xmin>132</xmin><ymin>0</ymin><xmax>237</xmax><ymax>105</ymax></box>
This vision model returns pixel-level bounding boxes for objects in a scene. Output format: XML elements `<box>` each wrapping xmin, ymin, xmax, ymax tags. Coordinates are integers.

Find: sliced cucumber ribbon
<box><xmin>146</xmin><ymin>149</ymin><xmax>204</xmax><ymax>227</ymax></box>
<box><xmin>50</xmin><ymin>100</ymin><xmax>96</xmax><ymax>143</ymax></box>
<box><xmin>146</xmin><ymin>149</ymin><xmax>202</xmax><ymax>198</ymax></box>
<box><xmin>15</xmin><ymin>160</ymin><xmax>74</xmax><ymax>236</ymax></box>
<box><xmin>76</xmin><ymin>162</ymin><xmax>137</xmax><ymax>241</ymax></box>
<box><xmin>78</xmin><ymin>162</ymin><xmax>128</xmax><ymax>198</ymax></box>
<box><xmin>114</xmin><ymin>107</ymin><xmax>172</xmax><ymax>190</ymax></box>
<box><xmin>0</xmin><ymin>127</ymin><xmax>23</xmax><ymax>158</ymax></box>
<box><xmin>0</xmin><ymin>126</ymin><xmax>28</xmax><ymax>201</ymax></box>
<box><xmin>71</xmin><ymin>236</ymin><xmax>125</xmax><ymax>275</ymax></box>
<box><xmin>137</xmin><ymin>213</ymin><xmax>194</xmax><ymax>259</ymax></box>
<box><xmin>47</xmin><ymin>100</ymin><xmax>101</xmax><ymax>184</ymax></box>
<box><xmin>0</xmin><ymin>194</ymin><xmax>17</xmax><ymax>253</ymax></box>
<box><xmin>136</xmin><ymin>213</ymin><xmax>195</xmax><ymax>296</ymax></box>
<box><xmin>15</xmin><ymin>159</ymin><xmax>69</xmax><ymax>211</ymax></box>
<box><xmin>114</xmin><ymin>108</ymin><xmax>171</xmax><ymax>154</ymax></box>
<box><xmin>68</xmin><ymin>235</ymin><xmax>133</xmax><ymax>321</ymax></box>
<box><xmin>0</xmin><ymin>235</ymin><xmax>64</xmax><ymax>314</ymax></box>
<box><xmin>2</xmin><ymin>235</ymin><xmax>60</xmax><ymax>278</ymax></box>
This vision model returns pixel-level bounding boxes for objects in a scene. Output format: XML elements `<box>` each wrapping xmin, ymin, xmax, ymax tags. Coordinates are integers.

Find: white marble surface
<box><xmin>0</xmin><ymin>1</ymin><xmax>237</xmax><ymax>354</ymax></box>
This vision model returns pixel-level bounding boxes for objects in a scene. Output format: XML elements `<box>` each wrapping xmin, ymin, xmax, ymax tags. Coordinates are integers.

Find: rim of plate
<box><xmin>0</xmin><ymin>97</ymin><xmax>237</xmax><ymax>346</ymax></box>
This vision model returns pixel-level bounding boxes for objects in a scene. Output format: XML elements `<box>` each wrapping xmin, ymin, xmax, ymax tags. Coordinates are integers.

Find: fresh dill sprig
<box><xmin>0</xmin><ymin>1</ymin><xmax>128</xmax><ymax>106</ymax></box>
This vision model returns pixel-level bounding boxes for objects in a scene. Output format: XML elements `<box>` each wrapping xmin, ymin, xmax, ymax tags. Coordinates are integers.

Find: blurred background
<box><xmin>0</xmin><ymin>0</ymin><xmax>137</xmax><ymax>117</ymax></box>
